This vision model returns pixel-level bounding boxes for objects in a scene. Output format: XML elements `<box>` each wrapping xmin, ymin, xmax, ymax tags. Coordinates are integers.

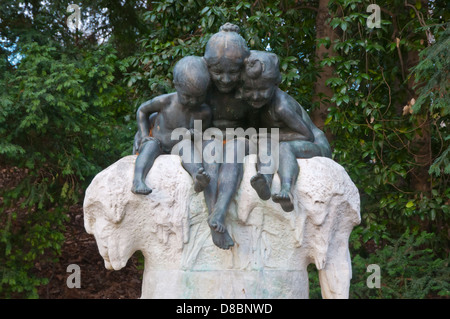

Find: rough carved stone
<box><xmin>84</xmin><ymin>155</ymin><xmax>360</xmax><ymax>298</ymax></box>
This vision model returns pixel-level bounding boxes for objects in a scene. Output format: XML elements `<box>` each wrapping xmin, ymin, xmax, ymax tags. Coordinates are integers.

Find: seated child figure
<box><xmin>132</xmin><ymin>56</ymin><xmax>212</xmax><ymax>195</ymax></box>
<box><xmin>237</xmin><ymin>50</ymin><xmax>332</xmax><ymax>212</ymax></box>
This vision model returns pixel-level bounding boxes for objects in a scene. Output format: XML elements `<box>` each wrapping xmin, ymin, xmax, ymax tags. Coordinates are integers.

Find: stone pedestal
<box><xmin>83</xmin><ymin>155</ymin><xmax>360</xmax><ymax>299</ymax></box>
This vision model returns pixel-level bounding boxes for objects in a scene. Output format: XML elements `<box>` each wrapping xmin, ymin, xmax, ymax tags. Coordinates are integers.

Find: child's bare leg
<box><xmin>208</xmin><ymin>138</ymin><xmax>248</xmax><ymax>249</ymax></box>
<box><xmin>203</xmin><ymin>161</ymin><xmax>219</xmax><ymax>213</ymax></box>
<box><xmin>207</xmin><ymin>160</ymin><xmax>242</xmax><ymax>249</ymax></box>
<box><xmin>179</xmin><ymin>140</ymin><xmax>210</xmax><ymax>192</ymax></box>
<box><xmin>272</xmin><ymin>141</ymin><xmax>322</xmax><ymax>211</ymax></box>
<box><xmin>131</xmin><ymin>138</ymin><xmax>162</xmax><ymax>195</ymax></box>
<box><xmin>250</xmin><ymin>138</ymin><xmax>274</xmax><ymax>200</ymax></box>
<box><xmin>272</xmin><ymin>142</ymin><xmax>297</xmax><ymax>212</ymax></box>
<box><xmin>208</xmin><ymin>138</ymin><xmax>247</xmax><ymax>232</ymax></box>
<box><xmin>202</xmin><ymin>140</ymin><xmax>234</xmax><ymax>249</ymax></box>
<box><xmin>208</xmin><ymin>161</ymin><xmax>243</xmax><ymax>232</ymax></box>
<box><xmin>202</xmin><ymin>140</ymin><xmax>223</xmax><ymax>216</ymax></box>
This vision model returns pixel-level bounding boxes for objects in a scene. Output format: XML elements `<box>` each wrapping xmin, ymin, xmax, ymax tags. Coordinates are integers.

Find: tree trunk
<box><xmin>406</xmin><ymin>50</ymin><xmax>432</xmax><ymax>194</ymax></box>
<box><xmin>312</xmin><ymin>0</ymin><xmax>339</xmax><ymax>141</ymax></box>
<box><xmin>405</xmin><ymin>0</ymin><xmax>432</xmax><ymax>194</ymax></box>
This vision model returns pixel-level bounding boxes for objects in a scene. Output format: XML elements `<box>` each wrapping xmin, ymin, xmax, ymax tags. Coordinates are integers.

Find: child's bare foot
<box><xmin>208</xmin><ymin>210</ymin><xmax>226</xmax><ymax>233</ymax></box>
<box><xmin>272</xmin><ymin>189</ymin><xmax>294</xmax><ymax>212</ymax></box>
<box><xmin>250</xmin><ymin>172</ymin><xmax>271</xmax><ymax>200</ymax></box>
<box><xmin>208</xmin><ymin>206</ymin><xmax>234</xmax><ymax>249</ymax></box>
<box><xmin>131</xmin><ymin>180</ymin><xmax>152</xmax><ymax>195</ymax></box>
<box><xmin>194</xmin><ymin>168</ymin><xmax>211</xmax><ymax>193</ymax></box>
<box><xmin>210</xmin><ymin>229</ymin><xmax>234</xmax><ymax>250</ymax></box>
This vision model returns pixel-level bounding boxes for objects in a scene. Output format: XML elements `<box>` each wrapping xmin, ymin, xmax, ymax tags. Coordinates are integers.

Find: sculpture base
<box><xmin>84</xmin><ymin>155</ymin><xmax>360</xmax><ymax>299</ymax></box>
<box><xmin>142</xmin><ymin>270</ymin><xmax>309</xmax><ymax>299</ymax></box>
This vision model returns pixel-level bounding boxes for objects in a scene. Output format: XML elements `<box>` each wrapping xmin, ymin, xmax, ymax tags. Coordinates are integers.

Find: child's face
<box><xmin>241</xmin><ymin>77</ymin><xmax>277</xmax><ymax>109</ymax></box>
<box><xmin>208</xmin><ymin>58</ymin><xmax>242</xmax><ymax>93</ymax></box>
<box><xmin>176</xmin><ymin>86</ymin><xmax>206</xmax><ymax>108</ymax></box>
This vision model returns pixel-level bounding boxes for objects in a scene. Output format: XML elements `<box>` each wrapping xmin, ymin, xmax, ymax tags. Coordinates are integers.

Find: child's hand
<box><xmin>134</xmin><ymin>132</ymin><xmax>147</xmax><ymax>153</ymax></box>
<box><xmin>133</xmin><ymin>132</ymin><xmax>141</xmax><ymax>154</ymax></box>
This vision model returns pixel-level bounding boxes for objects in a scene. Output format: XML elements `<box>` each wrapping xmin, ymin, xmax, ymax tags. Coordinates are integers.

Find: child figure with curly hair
<box><xmin>237</xmin><ymin>50</ymin><xmax>332</xmax><ymax>212</ymax></box>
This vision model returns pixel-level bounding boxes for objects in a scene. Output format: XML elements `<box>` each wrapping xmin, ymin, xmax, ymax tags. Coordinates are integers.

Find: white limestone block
<box><xmin>83</xmin><ymin>155</ymin><xmax>360</xmax><ymax>299</ymax></box>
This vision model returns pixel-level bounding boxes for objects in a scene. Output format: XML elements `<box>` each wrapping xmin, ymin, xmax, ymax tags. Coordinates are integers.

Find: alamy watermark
<box><xmin>66</xmin><ymin>4</ymin><xmax>82</xmax><ymax>31</ymax></box>
<box><xmin>66</xmin><ymin>264</ymin><xmax>81</xmax><ymax>288</ymax></box>
<box><xmin>366</xmin><ymin>264</ymin><xmax>381</xmax><ymax>288</ymax></box>
<box><xmin>366</xmin><ymin>4</ymin><xmax>381</xmax><ymax>29</ymax></box>
<box><xmin>170</xmin><ymin>120</ymin><xmax>280</xmax><ymax>174</ymax></box>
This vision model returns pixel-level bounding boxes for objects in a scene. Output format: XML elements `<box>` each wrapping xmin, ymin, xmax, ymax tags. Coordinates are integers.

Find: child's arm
<box><xmin>136</xmin><ymin>95</ymin><xmax>169</xmax><ymax>141</ymax></box>
<box><xmin>274</xmin><ymin>100</ymin><xmax>314</xmax><ymax>142</ymax></box>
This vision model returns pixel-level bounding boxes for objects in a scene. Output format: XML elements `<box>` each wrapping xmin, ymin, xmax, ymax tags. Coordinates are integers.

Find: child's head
<box><xmin>173</xmin><ymin>56</ymin><xmax>210</xmax><ymax>107</ymax></box>
<box><xmin>204</xmin><ymin>23</ymin><xmax>250</xmax><ymax>93</ymax></box>
<box><xmin>236</xmin><ymin>50</ymin><xmax>282</xmax><ymax>109</ymax></box>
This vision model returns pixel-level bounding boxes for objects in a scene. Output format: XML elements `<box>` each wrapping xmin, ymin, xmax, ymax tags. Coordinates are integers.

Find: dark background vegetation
<box><xmin>0</xmin><ymin>0</ymin><xmax>448</xmax><ymax>298</ymax></box>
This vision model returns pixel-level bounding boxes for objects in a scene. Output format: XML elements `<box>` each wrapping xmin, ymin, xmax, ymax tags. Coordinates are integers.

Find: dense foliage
<box><xmin>0</xmin><ymin>0</ymin><xmax>448</xmax><ymax>298</ymax></box>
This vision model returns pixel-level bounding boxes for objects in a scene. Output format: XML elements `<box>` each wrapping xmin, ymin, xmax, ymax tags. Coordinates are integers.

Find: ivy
<box><xmin>0</xmin><ymin>40</ymin><xmax>134</xmax><ymax>297</ymax></box>
<box><xmin>321</xmin><ymin>0</ymin><xmax>449</xmax><ymax>252</ymax></box>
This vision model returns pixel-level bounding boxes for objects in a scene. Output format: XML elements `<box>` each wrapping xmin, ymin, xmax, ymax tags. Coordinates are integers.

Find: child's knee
<box><xmin>140</xmin><ymin>137</ymin><xmax>161</xmax><ymax>152</ymax></box>
<box><xmin>279</xmin><ymin>142</ymin><xmax>292</xmax><ymax>153</ymax></box>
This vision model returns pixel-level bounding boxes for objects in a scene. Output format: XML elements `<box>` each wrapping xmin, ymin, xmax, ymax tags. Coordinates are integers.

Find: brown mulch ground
<box><xmin>1</xmin><ymin>165</ymin><xmax>143</xmax><ymax>299</ymax></box>
<box><xmin>36</xmin><ymin>203</ymin><xmax>144</xmax><ymax>299</ymax></box>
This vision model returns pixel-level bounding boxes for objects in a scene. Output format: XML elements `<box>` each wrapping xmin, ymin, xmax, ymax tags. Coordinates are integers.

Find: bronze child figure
<box><xmin>200</xmin><ymin>23</ymin><xmax>253</xmax><ymax>249</ymax></box>
<box><xmin>237</xmin><ymin>50</ymin><xmax>332</xmax><ymax>212</ymax></box>
<box><xmin>132</xmin><ymin>56</ymin><xmax>212</xmax><ymax>195</ymax></box>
